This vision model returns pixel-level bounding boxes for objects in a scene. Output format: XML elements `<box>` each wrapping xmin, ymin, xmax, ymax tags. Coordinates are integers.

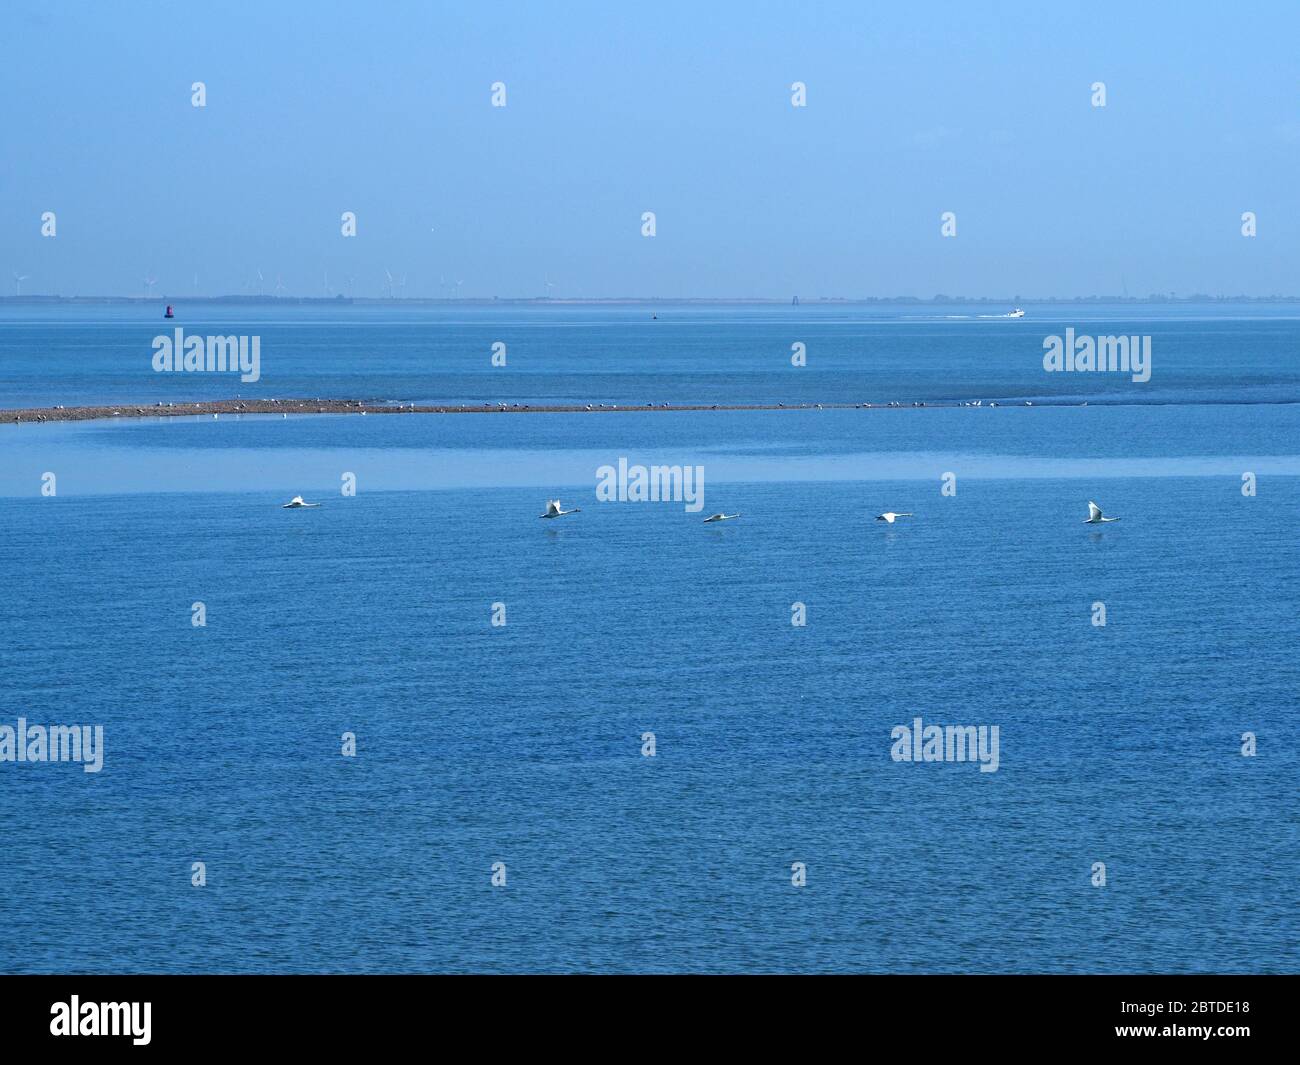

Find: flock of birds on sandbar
<box><xmin>280</xmin><ymin>496</ymin><xmax>1121</xmax><ymax>525</ymax></box>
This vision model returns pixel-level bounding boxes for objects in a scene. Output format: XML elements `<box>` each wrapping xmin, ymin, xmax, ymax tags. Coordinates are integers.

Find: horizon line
<box><xmin>4</xmin><ymin>294</ymin><xmax>1300</xmax><ymax>306</ymax></box>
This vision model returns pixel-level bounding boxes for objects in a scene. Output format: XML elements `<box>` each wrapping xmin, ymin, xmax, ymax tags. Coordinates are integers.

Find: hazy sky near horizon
<box><xmin>2</xmin><ymin>0</ymin><xmax>1299</xmax><ymax>299</ymax></box>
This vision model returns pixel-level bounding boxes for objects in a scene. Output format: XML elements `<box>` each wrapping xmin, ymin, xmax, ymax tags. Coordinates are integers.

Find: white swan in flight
<box><xmin>282</xmin><ymin>496</ymin><xmax>320</xmax><ymax>509</ymax></box>
<box><xmin>702</xmin><ymin>512</ymin><xmax>740</xmax><ymax>523</ymax></box>
<box><xmin>540</xmin><ymin>499</ymin><xmax>580</xmax><ymax>518</ymax></box>
<box><xmin>1084</xmin><ymin>500</ymin><xmax>1120</xmax><ymax>524</ymax></box>
<box><xmin>875</xmin><ymin>512</ymin><xmax>913</xmax><ymax>524</ymax></box>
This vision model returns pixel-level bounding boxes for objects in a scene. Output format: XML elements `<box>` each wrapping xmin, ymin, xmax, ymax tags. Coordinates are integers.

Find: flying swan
<box><xmin>540</xmin><ymin>499</ymin><xmax>580</xmax><ymax>518</ymax></box>
<box><xmin>702</xmin><ymin>513</ymin><xmax>740</xmax><ymax>523</ymax></box>
<box><xmin>875</xmin><ymin>512</ymin><xmax>913</xmax><ymax>524</ymax></box>
<box><xmin>282</xmin><ymin>496</ymin><xmax>321</xmax><ymax>509</ymax></box>
<box><xmin>1083</xmin><ymin>500</ymin><xmax>1119</xmax><ymax>524</ymax></box>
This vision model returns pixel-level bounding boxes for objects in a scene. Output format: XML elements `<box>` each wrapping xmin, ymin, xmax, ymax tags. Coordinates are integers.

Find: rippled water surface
<box><xmin>0</xmin><ymin>306</ymin><xmax>1296</xmax><ymax>972</ymax></box>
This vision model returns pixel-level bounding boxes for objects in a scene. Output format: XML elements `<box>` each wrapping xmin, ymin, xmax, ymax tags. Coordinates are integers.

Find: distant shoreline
<box><xmin>4</xmin><ymin>295</ymin><xmax>1300</xmax><ymax>307</ymax></box>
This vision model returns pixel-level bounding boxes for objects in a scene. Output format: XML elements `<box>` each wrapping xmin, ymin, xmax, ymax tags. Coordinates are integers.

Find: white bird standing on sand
<box><xmin>540</xmin><ymin>499</ymin><xmax>580</xmax><ymax>519</ymax></box>
<box><xmin>875</xmin><ymin>512</ymin><xmax>913</xmax><ymax>523</ymax></box>
<box><xmin>702</xmin><ymin>513</ymin><xmax>740</xmax><ymax>523</ymax></box>
<box><xmin>1083</xmin><ymin>500</ymin><xmax>1119</xmax><ymax>524</ymax></box>
<box><xmin>282</xmin><ymin>496</ymin><xmax>321</xmax><ymax>509</ymax></box>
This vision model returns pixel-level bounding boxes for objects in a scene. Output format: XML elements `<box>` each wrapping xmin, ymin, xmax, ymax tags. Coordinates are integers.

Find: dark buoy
<box><xmin>164</xmin><ymin>304</ymin><xmax>175</xmax><ymax>319</ymax></box>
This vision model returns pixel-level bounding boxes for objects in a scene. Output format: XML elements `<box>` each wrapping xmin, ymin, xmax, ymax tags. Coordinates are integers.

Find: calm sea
<box><xmin>5</xmin><ymin>301</ymin><xmax>1300</xmax><ymax>408</ymax></box>
<box><xmin>0</xmin><ymin>304</ymin><xmax>1296</xmax><ymax>973</ymax></box>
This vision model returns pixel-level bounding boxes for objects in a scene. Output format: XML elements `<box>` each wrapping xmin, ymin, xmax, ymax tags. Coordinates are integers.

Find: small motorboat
<box><xmin>1008</xmin><ymin>308</ymin><xmax>1025</xmax><ymax>318</ymax></box>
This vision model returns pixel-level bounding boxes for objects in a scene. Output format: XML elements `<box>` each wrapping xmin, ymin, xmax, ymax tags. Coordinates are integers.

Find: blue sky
<box><xmin>1</xmin><ymin>0</ymin><xmax>1298</xmax><ymax>298</ymax></box>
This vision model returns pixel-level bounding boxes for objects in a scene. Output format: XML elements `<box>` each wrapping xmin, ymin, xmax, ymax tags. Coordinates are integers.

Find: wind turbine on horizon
<box><xmin>12</xmin><ymin>272</ymin><xmax>30</xmax><ymax>296</ymax></box>
<box><xmin>143</xmin><ymin>274</ymin><xmax>159</xmax><ymax>298</ymax></box>
<box><xmin>274</xmin><ymin>273</ymin><xmax>286</xmax><ymax>297</ymax></box>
